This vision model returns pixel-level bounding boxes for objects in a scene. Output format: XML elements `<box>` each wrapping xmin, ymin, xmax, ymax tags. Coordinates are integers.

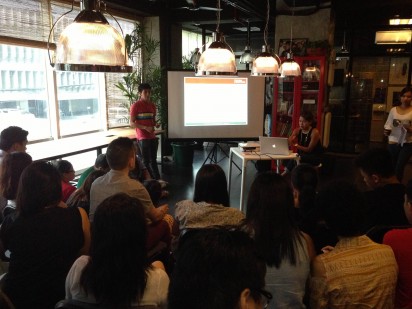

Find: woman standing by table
<box><xmin>384</xmin><ymin>86</ymin><xmax>412</xmax><ymax>182</ymax></box>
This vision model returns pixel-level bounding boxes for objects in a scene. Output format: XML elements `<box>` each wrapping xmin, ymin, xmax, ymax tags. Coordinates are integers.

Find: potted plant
<box><xmin>306</xmin><ymin>40</ymin><xmax>330</xmax><ymax>56</ymax></box>
<box><xmin>115</xmin><ymin>22</ymin><xmax>167</xmax><ymax>132</ymax></box>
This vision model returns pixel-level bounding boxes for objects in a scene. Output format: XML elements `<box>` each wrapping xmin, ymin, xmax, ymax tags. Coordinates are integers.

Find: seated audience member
<box><xmin>76</xmin><ymin>153</ymin><xmax>110</xmax><ymax>188</ymax></box>
<box><xmin>0</xmin><ymin>161</ymin><xmax>90</xmax><ymax>309</ymax></box>
<box><xmin>65</xmin><ymin>193</ymin><xmax>169</xmax><ymax>308</ymax></box>
<box><xmin>66</xmin><ymin>169</ymin><xmax>107</xmax><ymax>215</ymax></box>
<box><xmin>0</xmin><ymin>152</ymin><xmax>32</xmax><ymax>219</ymax></box>
<box><xmin>168</xmin><ymin>228</ymin><xmax>270</xmax><ymax>309</ymax></box>
<box><xmin>0</xmin><ymin>126</ymin><xmax>29</xmax><ymax>219</ymax></box>
<box><xmin>55</xmin><ymin>159</ymin><xmax>77</xmax><ymax>202</ymax></box>
<box><xmin>355</xmin><ymin>147</ymin><xmax>409</xmax><ymax>234</ymax></box>
<box><xmin>89</xmin><ymin>137</ymin><xmax>171</xmax><ymax>250</ymax></box>
<box><xmin>383</xmin><ymin>179</ymin><xmax>412</xmax><ymax>309</ymax></box>
<box><xmin>291</xmin><ymin>163</ymin><xmax>338</xmax><ymax>254</ymax></box>
<box><xmin>174</xmin><ymin>164</ymin><xmax>245</xmax><ymax>232</ymax></box>
<box><xmin>244</xmin><ymin>172</ymin><xmax>315</xmax><ymax>308</ymax></box>
<box><xmin>311</xmin><ymin>179</ymin><xmax>398</xmax><ymax>309</ymax></box>
<box><xmin>129</xmin><ymin>154</ymin><xmax>169</xmax><ymax>204</ymax></box>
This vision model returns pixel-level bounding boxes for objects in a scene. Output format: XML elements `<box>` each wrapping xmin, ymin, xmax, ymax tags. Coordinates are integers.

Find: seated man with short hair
<box><xmin>310</xmin><ymin>180</ymin><xmax>398</xmax><ymax>309</ymax></box>
<box><xmin>354</xmin><ymin>147</ymin><xmax>409</xmax><ymax>235</ymax></box>
<box><xmin>89</xmin><ymin>137</ymin><xmax>171</xmax><ymax>250</ymax></box>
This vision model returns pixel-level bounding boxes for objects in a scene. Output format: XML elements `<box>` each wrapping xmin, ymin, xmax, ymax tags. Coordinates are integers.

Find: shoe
<box><xmin>158</xmin><ymin>179</ymin><xmax>168</xmax><ymax>188</ymax></box>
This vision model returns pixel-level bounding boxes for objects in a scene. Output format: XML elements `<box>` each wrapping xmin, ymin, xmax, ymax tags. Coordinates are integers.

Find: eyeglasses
<box><xmin>255</xmin><ymin>289</ymin><xmax>273</xmax><ymax>308</ymax></box>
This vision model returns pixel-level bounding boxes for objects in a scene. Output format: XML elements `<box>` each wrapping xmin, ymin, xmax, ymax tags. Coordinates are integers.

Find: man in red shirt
<box><xmin>130</xmin><ymin>83</ymin><xmax>161</xmax><ymax>180</ymax></box>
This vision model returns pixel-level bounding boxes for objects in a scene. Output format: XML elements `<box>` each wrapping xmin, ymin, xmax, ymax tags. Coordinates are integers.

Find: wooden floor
<box><xmin>158</xmin><ymin>143</ymin><xmax>404</xmax><ymax>216</ymax></box>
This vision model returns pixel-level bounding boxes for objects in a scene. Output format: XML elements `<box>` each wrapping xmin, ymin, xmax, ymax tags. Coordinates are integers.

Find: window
<box><xmin>182</xmin><ymin>30</ymin><xmax>211</xmax><ymax>60</ymax></box>
<box><xmin>0</xmin><ymin>0</ymin><xmax>138</xmax><ymax>142</ymax></box>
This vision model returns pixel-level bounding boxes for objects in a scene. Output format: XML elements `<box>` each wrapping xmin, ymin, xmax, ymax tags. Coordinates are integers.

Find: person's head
<box><xmin>193</xmin><ymin>164</ymin><xmax>229</xmax><ymax>206</ymax></box>
<box><xmin>81</xmin><ymin>193</ymin><xmax>149</xmax><ymax>307</ymax></box>
<box><xmin>138</xmin><ymin>83</ymin><xmax>151</xmax><ymax>101</ymax></box>
<box><xmin>106</xmin><ymin>137</ymin><xmax>135</xmax><ymax>171</ymax></box>
<box><xmin>316</xmin><ymin>179</ymin><xmax>366</xmax><ymax>237</ymax></box>
<box><xmin>0</xmin><ymin>152</ymin><xmax>32</xmax><ymax>200</ymax></box>
<box><xmin>246</xmin><ymin>172</ymin><xmax>299</xmax><ymax>267</ymax></box>
<box><xmin>354</xmin><ymin>147</ymin><xmax>395</xmax><ymax>189</ymax></box>
<box><xmin>94</xmin><ymin>153</ymin><xmax>109</xmax><ymax>172</ymax></box>
<box><xmin>291</xmin><ymin>163</ymin><xmax>318</xmax><ymax>212</ymax></box>
<box><xmin>0</xmin><ymin>126</ymin><xmax>29</xmax><ymax>152</ymax></box>
<box><xmin>168</xmin><ymin>228</ymin><xmax>269</xmax><ymax>309</ymax></box>
<box><xmin>400</xmin><ymin>86</ymin><xmax>412</xmax><ymax>106</ymax></box>
<box><xmin>299</xmin><ymin>110</ymin><xmax>315</xmax><ymax>130</ymax></box>
<box><xmin>55</xmin><ymin>159</ymin><xmax>75</xmax><ymax>183</ymax></box>
<box><xmin>80</xmin><ymin>169</ymin><xmax>107</xmax><ymax>200</ymax></box>
<box><xmin>404</xmin><ymin>179</ymin><xmax>412</xmax><ymax>224</ymax></box>
<box><xmin>16</xmin><ymin>161</ymin><xmax>62</xmax><ymax>217</ymax></box>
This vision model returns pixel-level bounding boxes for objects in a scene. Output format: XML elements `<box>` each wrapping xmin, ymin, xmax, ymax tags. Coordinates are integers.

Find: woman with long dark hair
<box><xmin>244</xmin><ymin>172</ymin><xmax>315</xmax><ymax>308</ymax></box>
<box><xmin>0</xmin><ymin>152</ymin><xmax>32</xmax><ymax>218</ymax></box>
<box><xmin>66</xmin><ymin>169</ymin><xmax>107</xmax><ymax>215</ymax></box>
<box><xmin>65</xmin><ymin>193</ymin><xmax>169</xmax><ymax>308</ymax></box>
<box><xmin>0</xmin><ymin>161</ymin><xmax>90</xmax><ymax>309</ymax></box>
<box><xmin>174</xmin><ymin>164</ymin><xmax>244</xmax><ymax>232</ymax></box>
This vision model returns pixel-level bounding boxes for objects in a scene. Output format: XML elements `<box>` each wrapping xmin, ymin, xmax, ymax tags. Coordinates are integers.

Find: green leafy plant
<box><xmin>115</xmin><ymin>22</ymin><xmax>167</xmax><ymax>130</ymax></box>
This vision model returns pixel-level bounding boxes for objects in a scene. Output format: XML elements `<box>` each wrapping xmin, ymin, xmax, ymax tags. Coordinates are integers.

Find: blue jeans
<box><xmin>139</xmin><ymin>138</ymin><xmax>160</xmax><ymax>180</ymax></box>
<box><xmin>388</xmin><ymin>143</ymin><xmax>412</xmax><ymax>182</ymax></box>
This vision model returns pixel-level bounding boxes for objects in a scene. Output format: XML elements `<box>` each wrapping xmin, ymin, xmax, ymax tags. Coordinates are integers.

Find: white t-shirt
<box><xmin>384</xmin><ymin>107</ymin><xmax>412</xmax><ymax>144</ymax></box>
<box><xmin>65</xmin><ymin>255</ymin><xmax>169</xmax><ymax>308</ymax></box>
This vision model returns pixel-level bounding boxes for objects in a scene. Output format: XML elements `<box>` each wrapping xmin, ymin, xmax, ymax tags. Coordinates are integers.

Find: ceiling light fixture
<box><xmin>196</xmin><ymin>0</ymin><xmax>237</xmax><ymax>76</ymax></box>
<box><xmin>279</xmin><ymin>0</ymin><xmax>301</xmax><ymax>77</ymax></box>
<box><xmin>375</xmin><ymin>30</ymin><xmax>412</xmax><ymax>44</ymax></box>
<box><xmin>389</xmin><ymin>15</ymin><xmax>412</xmax><ymax>25</ymax></box>
<box><xmin>48</xmin><ymin>0</ymin><xmax>132</xmax><ymax>73</ymax></box>
<box><xmin>239</xmin><ymin>20</ymin><xmax>254</xmax><ymax>71</ymax></box>
<box><xmin>251</xmin><ymin>0</ymin><xmax>279</xmax><ymax>76</ymax></box>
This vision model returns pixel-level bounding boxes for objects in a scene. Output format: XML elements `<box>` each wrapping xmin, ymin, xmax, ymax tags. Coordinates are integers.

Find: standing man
<box><xmin>130</xmin><ymin>83</ymin><xmax>161</xmax><ymax>180</ymax></box>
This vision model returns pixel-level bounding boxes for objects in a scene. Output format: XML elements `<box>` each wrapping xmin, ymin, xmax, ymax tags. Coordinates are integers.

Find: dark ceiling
<box><xmin>105</xmin><ymin>0</ymin><xmax>412</xmax><ymax>52</ymax></box>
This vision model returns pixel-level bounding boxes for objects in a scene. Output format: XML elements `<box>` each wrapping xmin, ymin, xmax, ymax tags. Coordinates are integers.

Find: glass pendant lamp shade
<box><xmin>190</xmin><ymin>48</ymin><xmax>201</xmax><ymax>68</ymax></box>
<box><xmin>280</xmin><ymin>57</ymin><xmax>301</xmax><ymax>77</ymax></box>
<box><xmin>52</xmin><ymin>2</ymin><xmax>132</xmax><ymax>73</ymax></box>
<box><xmin>251</xmin><ymin>45</ymin><xmax>279</xmax><ymax>76</ymax></box>
<box><xmin>240</xmin><ymin>46</ymin><xmax>254</xmax><ymax>64</ymax></box>
<box><xmin>196</xmin><ymin>33</ymin><xmax>237</xmax><ymax>76</ymax></box>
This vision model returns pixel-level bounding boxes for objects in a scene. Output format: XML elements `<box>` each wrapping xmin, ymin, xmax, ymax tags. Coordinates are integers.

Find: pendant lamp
<box><xmin>279</xmin><ymin>0</ymin><xmax>301</xmax><ymax>77</ymax></box>
<box><xmin>48</xmin><ymin>0</ymin><xmax>132</xmax><ymax>73</ymax></box>
<box><xmin>196</xmin><ymin>0</ymin><xmax>237</xmax><ymax>76</ymax></box>
<box><xmin>251</xmin><ymin>0</ymin><xmax>279</xmax><ymax>76</ymax></box>
<box><xmin>239</xmin><ymin>21</ymin><xmax>254</xmax><ymax>70</ymax></box>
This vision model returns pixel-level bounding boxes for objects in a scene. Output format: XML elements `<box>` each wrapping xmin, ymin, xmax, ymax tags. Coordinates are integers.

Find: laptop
<box><xmin>259</xmin><ymin>136</ymin><xmax>290</xmax><ymax>155</ymax></box>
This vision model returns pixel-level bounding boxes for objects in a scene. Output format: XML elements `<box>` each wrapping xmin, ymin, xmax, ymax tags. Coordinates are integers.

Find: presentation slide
<box><xmin>184</xmin><ymin>77</ymin><xmax>248</xmax><ymax>126</ymax></box>
<box><xmin>168</xmin><ymin>71</ymin><xmax>265</xmax><ymax>140</ymax></box>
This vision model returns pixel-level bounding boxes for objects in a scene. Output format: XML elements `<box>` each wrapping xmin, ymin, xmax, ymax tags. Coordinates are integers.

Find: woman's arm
<box><xmin>296</xmin><ymin>128</ymin><xmax>320</xmax><ymax>153</ymax></box>
<box><xmin>288</xmin><ymin>128</ymin><xmax>300</xmax><ymax>145</ymax></box>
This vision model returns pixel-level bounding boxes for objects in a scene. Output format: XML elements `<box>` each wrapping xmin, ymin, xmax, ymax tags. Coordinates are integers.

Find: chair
<box><xmin>55</xmin><ymin>299</ymin><xmax>158</xmax><ymax>309</ymax></box>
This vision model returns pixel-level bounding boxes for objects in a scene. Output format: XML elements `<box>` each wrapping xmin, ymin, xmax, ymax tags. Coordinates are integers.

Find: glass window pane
<box><xmin>56</xmin><ymin>71</ymin><xmax>104</xmax><ymax>136</ymax></box>
<box><xmin>0</xmin><ymin>44</ymin><xmax>52</xmax><ymax>141</ymax></box>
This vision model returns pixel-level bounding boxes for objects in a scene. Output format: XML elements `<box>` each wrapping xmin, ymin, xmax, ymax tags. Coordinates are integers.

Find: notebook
<box><xmin>259</xmin><ymin>136</ymin><xmax>290</xmax><ymax>155</ymax></box>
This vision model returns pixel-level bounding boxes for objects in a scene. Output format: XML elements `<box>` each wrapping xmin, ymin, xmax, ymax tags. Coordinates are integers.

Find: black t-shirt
<box><xmin>0</xmin><ymin>207</ymin><xmax>83</xmax><ymax>309</ymax></box>
<box><xmin>363</xmin><ymin>183</ymin><xmax>409</xmax><ymax>232</ymax></box>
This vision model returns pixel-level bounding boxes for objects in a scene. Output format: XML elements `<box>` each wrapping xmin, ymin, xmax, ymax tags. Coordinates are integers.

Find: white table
<box><xmin>227</xmin><ymin>147</ymin><xmax>298</xmax><ymax>212</ymax></box>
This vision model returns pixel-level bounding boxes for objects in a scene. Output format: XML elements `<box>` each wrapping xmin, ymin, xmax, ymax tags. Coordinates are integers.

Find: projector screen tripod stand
<box><xmin>202</xmin><ymin>142</ymin><xmax>241</xmax><ymax>172</ymax></box>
